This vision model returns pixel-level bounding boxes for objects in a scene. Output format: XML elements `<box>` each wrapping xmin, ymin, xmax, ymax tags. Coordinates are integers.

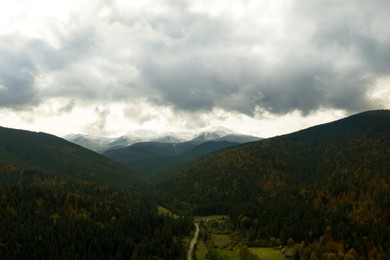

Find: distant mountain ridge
<box><xmin>189</xmin><ymin>126</ymin><xmax>235</xmax><ymax>144</ymax></box>
<box><xmin>100</xmin><ymin>127</ymin><xmax>261</xmax><ymax>179</ymax></box>
<box><xmin>64</xmin><ymin>133</ymin><xmax>185</xmax><ymax>153</ymax></box>
<box><xmin>65</xmin><ymin>127</ymin><xmax>261</xmax><ymax>153</ymax></box>
<box><xmin>213</xmin><ymin>134</ymin><xmax>261</xmax><ymax>143</ymax></box>
<box><xmin>103</xmin><ymin>140</ymin><xmax>240</xmax><ymax>179</ymax></box>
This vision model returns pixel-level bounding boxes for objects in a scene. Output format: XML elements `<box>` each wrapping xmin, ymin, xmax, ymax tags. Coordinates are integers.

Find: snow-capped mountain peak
<box><xmin>64</xmin><ymin>126</ymin><xmax>245</xmax><ymax>152</ymax></box>
<box><xmin>190</xmin><ymin>126</ymin><xmax>235</xmax><ymax>143</ymax></box>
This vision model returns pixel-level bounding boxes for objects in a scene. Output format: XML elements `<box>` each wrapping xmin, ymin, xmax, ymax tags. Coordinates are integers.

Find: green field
<box><xmin>195</xmin><ymin>241</ymin><xmax>209</xmax><ymax>260</ymax></box>
<box><xmin>157</xmin><ymin>205</ymin><xmax>179</xmax><ymax>218</ymax></box>
<box><xmin>211</xmin><ymin>234</ymin><xmax>233</xmax><ymax>248</ymax></box>
<box><xmin>248</xmin><ymin>247</ymin><xmax>284</xmax><ymax>260</ymax></box>
<box><xmin>196</xmin><ymin>244</ymin><xmax>283</xmax><ymax>260</ymax></box>
<box><xmin>192</xmin><ymin>215</ymin><xmax>286</xmax><ymax>259</ymax></box>
<box><xmin>214</xmin><ymin>248</ymin><xmax>240</xmax><ymax>259</ymax></box>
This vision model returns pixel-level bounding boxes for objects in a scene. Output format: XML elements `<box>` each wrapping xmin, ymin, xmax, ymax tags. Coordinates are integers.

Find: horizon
<box><xmin>1</xmin><ymin>1</ymin><xmax>389</xmax><ymax>138</ymax></box>
<box><xmin>3</xmin><ymin>109</ymin><xmax>388</xmax><ymax>140</ymax></box>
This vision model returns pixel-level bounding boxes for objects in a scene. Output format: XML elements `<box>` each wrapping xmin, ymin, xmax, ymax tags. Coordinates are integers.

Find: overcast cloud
<box><xmin>0</xmin><ymin>0</ymin><xmax>389</xmax><ymax>137</ymax></box>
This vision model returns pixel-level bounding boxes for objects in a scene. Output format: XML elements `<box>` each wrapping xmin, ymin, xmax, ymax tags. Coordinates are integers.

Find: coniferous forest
<box><xmin>1</xmin><ymin>110</ymin><xmax>390</xmax><ymax>259</ymax></box>
<box><xmin>0</xmin><ymin>166</ymin><xmax>193</xmax><ymax>259</ymax></box>
<box><xmin>0</xmin><ymin>126</ymin><xmax>193</xmax><ymax>259</ymax></box>
<box><xmin>161</xmin><ymin>110</ymin><xmax>390</xmax><ymax>259</ymax></box>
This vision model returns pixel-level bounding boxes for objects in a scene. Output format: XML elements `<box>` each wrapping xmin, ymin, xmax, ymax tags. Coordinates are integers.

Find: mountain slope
<box><xmin>161</xmin><ymin>110</ymin><xmax>390</xmax><ymax>257</ymax></box>
<box><xmin>213</xmin><ymin>134</ymin><xmax>262</xmax><ymax>143</ymax></box>
<box><xmin>0</xmin><ymin>127</ymin><xmax>141</xmax><ymax>187</ymax></box>
<box><xmin>104</xmin><ymin>142</ymin><xmax>195</xmax><ymax>163</ymax></box>
<box><xmin>64</xmin><ymin>134</ymin><xmax>142</xmax><ymax>153</ymax></box>
<box><xmin>165</xmin><ymin>110</ymin><xmax>390</xmax><ymax>204</ymax></box>
<box><xmin>0</xmin><ymin>126</ymin><xmax>195</xmax><ymax>259</ymax></box>
<box><xmin>101</xmin><ymin>126</ymin><xmax>261</xmax><ymax>178</ymax></box>
<box><xmin>104</xmin><ymin>141</ymin><xmax>240</xmax><ymax>179</ymax></box>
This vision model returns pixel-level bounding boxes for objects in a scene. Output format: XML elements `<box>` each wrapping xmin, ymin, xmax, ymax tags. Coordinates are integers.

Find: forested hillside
<box><xmin>0</xmin><ymin>165</ymin><xmax>192</xmax><ymax>259</ymax></box>
<box><xmin>162</xmin><ymin>110</ymin><xmax>390</xmax><ymax>258</ymax></box>
<box><xmin>104</xmin><ymin>140</ymin><xmax>240</xmax><ymax>179</ymax></box>
<box><xmin>0</xmin><ymin>127</ymin><xmax>141</xmax><ymax>188</ymax></box>
<box><xmin>0</xmin><ymin>127</ymin><xmax>193</xmax><ymax>259</ymax></box>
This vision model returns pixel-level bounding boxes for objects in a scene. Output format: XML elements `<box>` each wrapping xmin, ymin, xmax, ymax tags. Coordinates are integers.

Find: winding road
<box><xmin>187</xmin><ymin>223</ymin><xmax>200</xmax><ymax>260</ymax></box>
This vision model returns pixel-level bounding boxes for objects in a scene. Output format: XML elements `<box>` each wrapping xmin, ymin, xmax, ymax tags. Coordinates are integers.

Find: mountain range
<box><xmin>103</xmin><ymin>140</ymin><xmax>240</xmax><ymax>179</ymax></box>
<box><xmin>101</xmin><ymin>128</ymin><xmax>261</xmax><ymax>179</ymax></box>
<box><xmin>1</xmin><ymin>110</ymin><xmax>389</xmax><ymax>258</ymax></box>
<box><xmin>64</xmin><ymin>127</ymin><xmax>261</xmax><ymax>153</ymax></box>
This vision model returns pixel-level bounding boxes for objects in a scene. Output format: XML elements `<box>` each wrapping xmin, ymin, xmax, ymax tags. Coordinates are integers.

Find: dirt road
<box><xmin>187</xmin><ymin>223</ymin><xmax>200</xmax><ymax>260</ymax></box>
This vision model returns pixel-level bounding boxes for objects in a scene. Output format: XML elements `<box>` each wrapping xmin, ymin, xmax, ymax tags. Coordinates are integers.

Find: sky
<box><xmin>0</xmin><ymin>0</ymin><xmax>389</xmax><ymax>138</ymax></box>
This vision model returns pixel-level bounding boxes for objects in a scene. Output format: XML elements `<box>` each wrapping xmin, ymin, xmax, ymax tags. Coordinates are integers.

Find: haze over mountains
<box><xmin>64</xmin><ymin>126</ymin><xmax>261</xmax><ymax>153</ymax></box>
<box><xmin>99</xmin><ymin>127</ymin><xmax>261</xmax><ymax>179</ymax></box>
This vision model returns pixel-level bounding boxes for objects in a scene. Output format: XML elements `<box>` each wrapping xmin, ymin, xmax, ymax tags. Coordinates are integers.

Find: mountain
<box><xmin>64</xmin><ymin>134</ymin><xmax>141</xmax><ymax>153</ymax></box>
<box><xmin>189</xmin><ymin>126</ymin><xmax>235</xmax><ymax>144</ymax></box>
<box><xmin>65</xmin><ymin>133</ymin><xmax>184</xmax><ymax>153</ymax></box>
<box><xmin>0</xmin><ymin>126</ymin><xmax>193</xmax><ymax>259</ymax></box>
<box><xmin>104</xmin><ymin>135</ymin><xmax>143</xmax><ymax>151</ymax></box>
<box><xmin>103</xmin><ymin>140</ymin><xmax>241</xmax><ymax>179</ymax></box>
<box><xmin>106</xmin><ymin>134</ymin><xmax>183</xmax><ymax>151</ymax></box>
<box><xmin>65</xmin><ymin>127</ymin><xmax>260</xmax><ymax>153</ymax></box>
<box><xmin>64</xmin><ymin>134</ymin><xmax>116</xmax><ymax>153</ymax></box>
<box><xmin>104</xmin><ymin>142</ymin><xmax>195</xmax><ymax>162</ymax></box>
<box><xmin>151</xmin><ymin>134</ymin><xmax>183</xmax><ymax>143</ymax></box>
<box><xmin>188</xmin><ymin>126</ymin><xmax>261</xmax><ymax>144</ymax></box>
<box><xmin>161</xmin><ymin>110</ymin><xmax>390</xmax><ymax>258</ymax></box>
<box><xmin>135</xmin><ymin>140</ymin><xmax>240</xmax><ymax>178</ymax></box>
<box><xmin>186</xmin><ymin>140</ymin><xmax>239</xmax><ymax>157</ymax></box>
<box><xmin>0</xmin><ymin>127</ymin><xmax>141</xmax><ymax>187</ymax></box>
<box><xmin>102</xmin><ymin>127</ymin><xmax>260</xmax><ymax>179</ymax></box>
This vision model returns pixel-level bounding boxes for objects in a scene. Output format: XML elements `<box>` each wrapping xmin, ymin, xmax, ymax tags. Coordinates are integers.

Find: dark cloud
<box><xmin>0</xmin><ymin>37</ymin><xmax>39</xmax><ymax>108</ymax></box>
<box><xmin>86</xmin><ymin>106</ymin><xmax>109</xmax><ymax>135</ymax></box>
<box><xmin>1</xmin><ymin>0</ymin><xmax>389</xmax><ymax>117</ymax></box>
<box><xmin>58</xmin><ymin>100</ymin><xmax>76</xmax><ymax>113</ymax></box>
<box><xmin>128</xmin><ymin>0</ymin><xmax>387</xmax><ymax>116</ymax></box>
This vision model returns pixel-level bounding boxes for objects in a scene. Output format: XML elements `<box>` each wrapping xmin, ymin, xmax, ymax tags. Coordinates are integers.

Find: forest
<box><xmin>161</xmin><ymin>110</ymin><xmax>390</xmax><ymax>259</ymax></box>
<box><xmin>0</xmin><ymin>165</ymin><xmax>193</xmax><ymax>259</ymax></box>
<box><xmin>1</xmin><ymin>110</ymin><xmax>390</xmax><ymax>259</ymax></box>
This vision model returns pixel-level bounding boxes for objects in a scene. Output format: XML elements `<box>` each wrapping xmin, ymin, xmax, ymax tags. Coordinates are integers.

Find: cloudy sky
<box><xmin>0</xmin><ymin>0</ymin><xmax>389</xmax><ymax>138</ymax></box>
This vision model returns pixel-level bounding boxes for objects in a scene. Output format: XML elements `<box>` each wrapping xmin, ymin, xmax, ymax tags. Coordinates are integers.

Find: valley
<box><xmin>2</xmin><ymin>0</ymin><xmax>389</xmax><ymax>258</ymax></box>
<box><xmin>1</xmin><ymin>110</ymin><xmax>390</xmax><ymax>259</ymax></box>
<box><xmin>67</xmin><ymin>127</ymin><xmax>261</xmax><ymax>180</ymax></box>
